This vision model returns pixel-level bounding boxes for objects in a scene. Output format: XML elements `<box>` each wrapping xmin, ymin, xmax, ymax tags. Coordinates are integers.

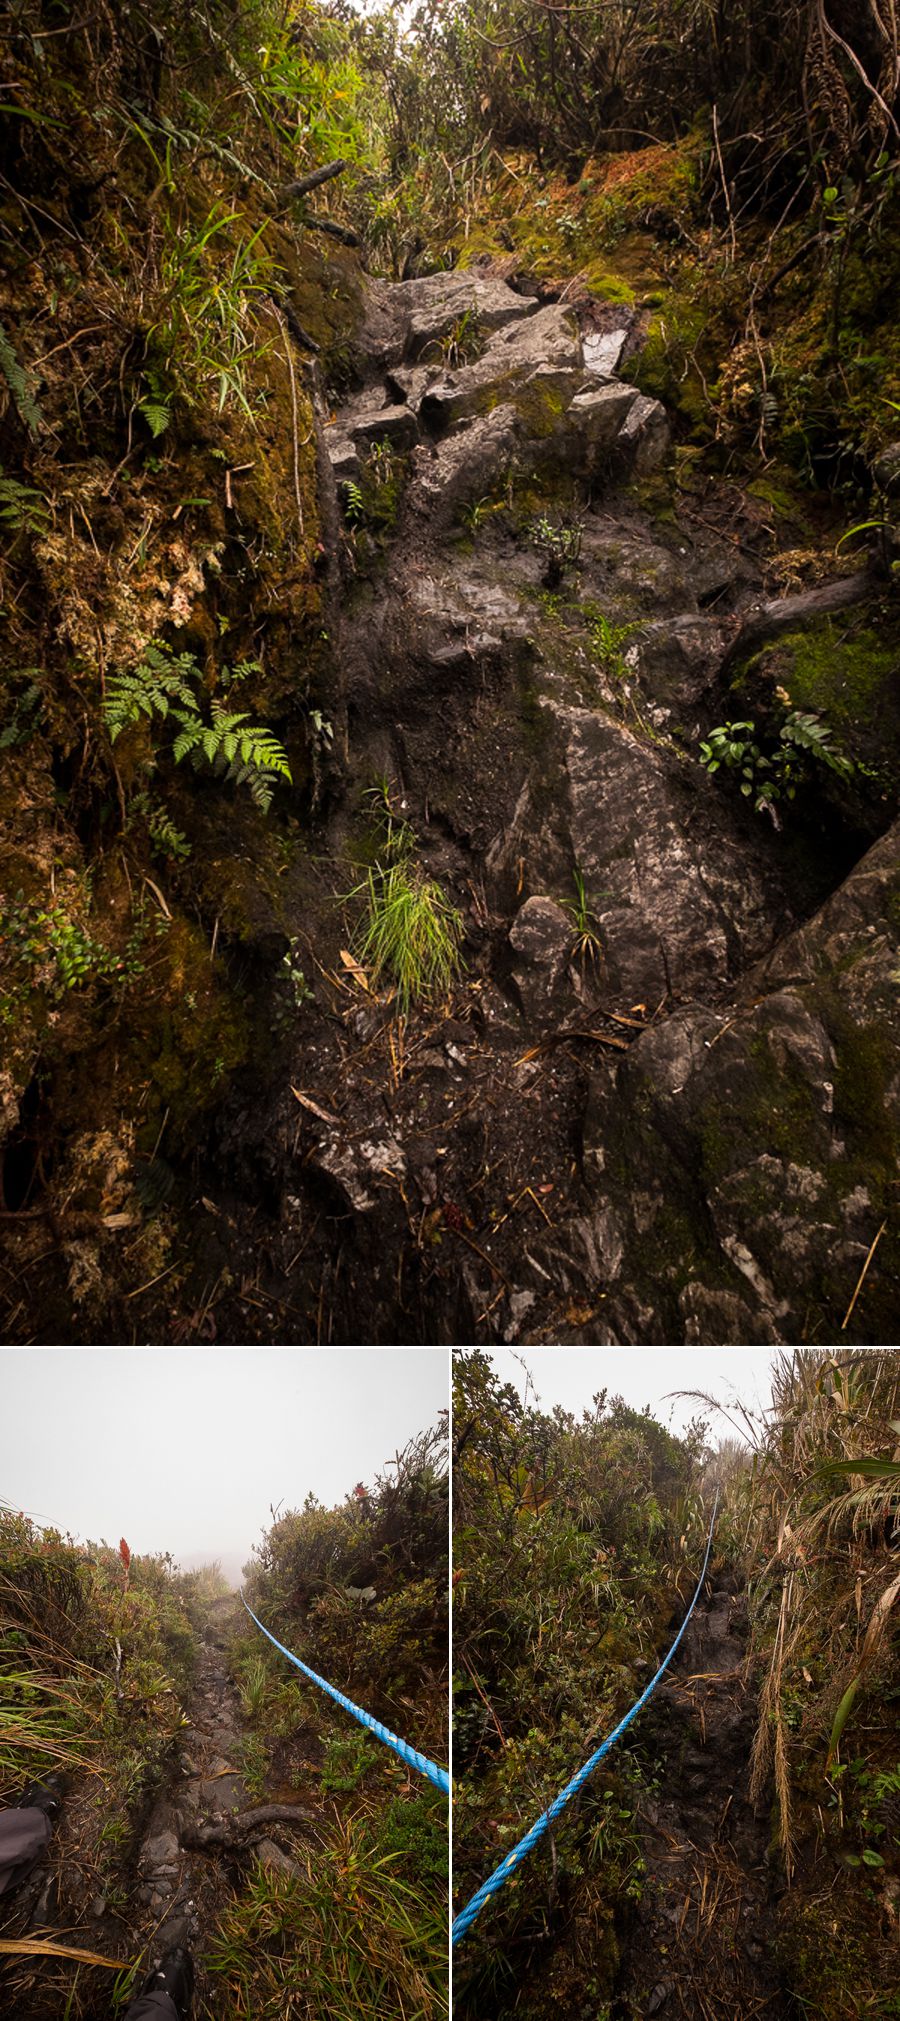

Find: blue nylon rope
<box><xmin>452</xmin><ymin>1490</ymin><xmax>720</xmax><ymax>1946</ymax></box>
<box><xmin>240</xmin><ymin>1592</ymin><xmax>450</xmax><ymax>1796</ymax></box>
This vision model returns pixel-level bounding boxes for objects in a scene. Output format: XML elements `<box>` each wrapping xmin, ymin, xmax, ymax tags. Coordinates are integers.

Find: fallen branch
<box><xmin>719</xmin><ymin>571</ymin><xmax>876</xmax><ymax>675</ymax></box>
<box><xmin>305</xmin><ymin>215</ymin><xmax>360</xmax><ymax>248</ymax></box>
<box><xmin>275</xmin><ymin>158</ymin><xmax>349</xmax><ymax>203</ymax></box>
<box><xmin>265</xmin><ymin>291</ymin><xmax>319</xmax><ymax>356</ymax></box>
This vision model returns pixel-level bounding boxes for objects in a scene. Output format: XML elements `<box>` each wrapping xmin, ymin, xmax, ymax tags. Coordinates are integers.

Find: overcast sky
<box><xmin>0</xmin><ymin>1350</ymin><xmax>448</xmax><ymax>1584</ymax></box>
<box><xmin>485</xmin><ymin>1348</ymin><xmax>781</xmax><ymax>1440</ymax></box>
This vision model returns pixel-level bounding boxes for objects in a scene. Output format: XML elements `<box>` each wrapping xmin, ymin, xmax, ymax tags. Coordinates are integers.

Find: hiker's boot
<box><xmin>139</xmin><ymin>1947</ymin><xmax>194</xmax><ymax>2017</ymax></box>
<box><xmin>18</xmin><ymin>1775</ymin><xmax>67</xmax><ymax>1822</ymax></box>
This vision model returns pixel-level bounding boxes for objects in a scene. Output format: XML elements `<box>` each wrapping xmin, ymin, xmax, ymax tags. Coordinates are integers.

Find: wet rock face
<box><xmin>324</xmin><ymin>269</ymin><xmax>670</xmax><ymax>504</ymax></box>
<box><xmin>490</xmin><ymin>701</ymin><xmax>786</xmax><ymax>1005</ymax></box>
<box><xmin>153</xmin><ymin>258</ymin><xmax>894</xmax><ymax>1351</ymax></box>
<box><xmin>581</xmin><ymin>823</ymin><xmax>900</xmax><ymax>1343</ymax></box>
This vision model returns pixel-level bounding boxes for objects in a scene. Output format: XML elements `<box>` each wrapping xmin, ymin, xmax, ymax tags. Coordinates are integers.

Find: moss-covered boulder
<box><xmin>579</xmin><ymin>820</ymin><xmax>900</xmax><ymax>1343</ymax></box>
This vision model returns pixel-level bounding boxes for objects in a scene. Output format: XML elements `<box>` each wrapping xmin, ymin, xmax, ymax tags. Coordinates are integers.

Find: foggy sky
<box><xmin>0</xmin><ymin>1349</ymin><xmax>448</xmax><ymax>1584</ymax></box>
<box><xmin>486</xmin><ymin>1347</ymin><xmax>781</xmax><ymax>1440</ymax></box>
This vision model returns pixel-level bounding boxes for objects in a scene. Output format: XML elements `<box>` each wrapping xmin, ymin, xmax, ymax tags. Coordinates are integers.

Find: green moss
<box><xmin>756</xmin><ymin>620</ymin><xmax>895</xmax><ymax>728</ymax></box>
<box><xmin>145</xmin><ymin>918</ymin><xmax>250</xmax><ymax>1125</ymax></box>
<box><xmin>826</xmin><ymin>1002</ymin><xmax>898</xmax><ymax>1176</ymax></box>
<box><xmin>734</xmin><ymin>613</ymin><xmax>900</xmax><ymax>793</ymax></box>
<box><xmin>696</xmin><ymin>1030</ymin><xmax>828</xmax><ymax>1188</ymax></box>
<box><xmin>579</xmin><ymin>267</ymin><xmax>636</xmax><ymax>304</ymax></box>
<box><xmin>634</xmin><ymin>299</ymin><xmax>712</xmax><ymax>431</ymax></box>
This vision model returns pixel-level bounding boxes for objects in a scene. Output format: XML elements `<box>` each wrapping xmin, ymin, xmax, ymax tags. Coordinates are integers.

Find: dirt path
<box><xmin>132</xmin><ymin>1595</ymin><xmax>320</xmax><ymax>2009</ymax></box>
<box><xmin>613</xmin><ymin>1574</ymin><xmax>793</xmax><ymax>2021</ymax></box>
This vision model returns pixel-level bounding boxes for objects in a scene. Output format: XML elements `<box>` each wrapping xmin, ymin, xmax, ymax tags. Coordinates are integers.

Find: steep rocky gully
<box><xmin>4</xmin><ymin>264</ymin><xmax>898</xmax><ymax>1343</ymax></box>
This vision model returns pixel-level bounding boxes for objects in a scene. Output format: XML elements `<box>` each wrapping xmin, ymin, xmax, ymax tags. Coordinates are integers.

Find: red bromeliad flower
<box><xmin>119</xmin><ymin>1538</ymin><xmax>131</xmax><ymax>1578</ymax></box>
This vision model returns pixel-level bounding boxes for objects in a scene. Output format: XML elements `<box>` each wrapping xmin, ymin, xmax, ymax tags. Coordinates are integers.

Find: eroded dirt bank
<box><xmin>614</xmin><ymin>1574</ymin><xmax>791</xmax><ymax>2020</ymax></box>
<box><xmin>3</xmin><ymin>266</ymin><xmax>898</xmax><ymax>1344</ymax></box>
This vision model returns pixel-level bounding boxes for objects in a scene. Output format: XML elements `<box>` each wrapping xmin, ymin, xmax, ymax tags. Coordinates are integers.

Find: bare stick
<box><xmin>841</xmin><ymin>1219</ymin><xmax>888</xmax><ymax>1331</ymax></box>
<box><xmin>276</xmin><ymin>158</ymin><xmax>349</xmax><ymax>202</ymax></box>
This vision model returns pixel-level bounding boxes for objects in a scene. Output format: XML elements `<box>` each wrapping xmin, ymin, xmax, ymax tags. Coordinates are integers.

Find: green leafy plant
<box><xmin>147</xmin><ymin>203</ymin><xmax>276</xmax><ymax>417</ymax></box>
<box><xmin>699</xmin><ymin>710</ymin><xmax>854</xmax><ymax>821</ymax></box>
<box><xmin>362</xmin><ymin>776</ymin><xmax>416</xmax><ymax>861</ymax></box>
<box><xmin>282</xmin><ymin>939</ymin><xmax>314</xmax><ymax>1008</ymax></box>
<box><xmin>342</xmin><ymin>477</ymin><xmax>366</xmax><ymax>524</ymax></box>
<box><xmin>1</xmin><ymin>671</ymin><xmax>44</xmax><ymax>749</ymax></box>
<box><xmin>171</xmin><ymin>700</ymin><xmax>292</xmax><ymax>813</ymax></box>
<box><xmin>562</xmin><ymin>867</ymin><xmax>603</xmax><ymax>972</ymax></box>
<box><xmin>0</xmin><ymin>320</ymin><xmax>43</xmax><ymax>436</ymax></box>
<box><xmin>129</xmin><ymin>790</ymin><xmax>191</xmax><ymax>861</ymax></box>
<box><xmin>0</xmin><ymin>890</ymin><xmax>154</xmax><ymax>1004</ymax></box>
<box><xmin>423</xmin><ymin>306</ymin><xmax>483</xmax><ymax>369</ymax></box>
<box><xmin>104</xmin><ymin>643</ymin><xmax>292</xmax><ymax>813</ymax></box>
<box><xmin>103</xmin><ymin>643</ymin><xmax>199</xmax><ymax>740</ymax></box>
<box><xmin>528</xmin><ymin>514</ymin><xmax>583</xmax><ymax>588</ymax></box>
<box><xmin>459</xmin><ymin>493</ymin><xmax>505</xmax><ymax>536</ymax></box>
<box><xmin>320</xmin><ymin>1728</ymin><xmax>380</xmax><ymax>1795</ymax></box>
<box><xmin>585</xmin><ymin>608</ymin><xmax>637</xmax><ymax>681</ymax></box>
<box><xmin>0</xmin><ymin>473</ymin><xmax>50</xmax><ymax>538</ymax></box>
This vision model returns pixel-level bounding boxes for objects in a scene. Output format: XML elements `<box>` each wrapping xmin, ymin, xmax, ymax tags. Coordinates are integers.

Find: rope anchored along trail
<box><xmin>452</xmin><ymin>1491</ymin><xmax>720</xmax><ymax>1947</ymax></box>
<box><xmin>240</xmin><ymin>1593</ymin><xmax>450</xmax><ymax>1795</ymax></box>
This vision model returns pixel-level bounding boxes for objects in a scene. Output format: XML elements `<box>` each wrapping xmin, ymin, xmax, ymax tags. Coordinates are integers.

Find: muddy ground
<box><xmin>614</xmin><ymin>1574</ymin><xmax>793</xmax><ymax>2020</ymax></box>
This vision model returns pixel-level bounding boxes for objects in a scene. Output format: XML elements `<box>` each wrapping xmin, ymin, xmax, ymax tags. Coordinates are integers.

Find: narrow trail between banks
<box><xmin>614</xmin><ymin>1574</ymin><xmax>793</xmax><ymax>2021</ymax></box>
<box><xmin>131</xmin><ymin>1594</ymin><xmax>322</xmax><ymax>2011</ymax></box>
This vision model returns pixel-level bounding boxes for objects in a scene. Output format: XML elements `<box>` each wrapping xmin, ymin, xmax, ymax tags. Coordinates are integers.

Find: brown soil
<box><xmin>614</xmin><ymin>1575</ymin><xmax>793</xmax><ymax>2021</ymax></box>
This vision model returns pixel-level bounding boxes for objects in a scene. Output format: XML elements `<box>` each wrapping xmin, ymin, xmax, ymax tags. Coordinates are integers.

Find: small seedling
<box><xmin>529</xmin><ymin>514</ymin><xmax>583</xmax><ymax>588</ymax></box>
<box><xmin>563</xmin><ymin>867</ymin><xmax>603</xmax><ymax>973</ymax></box>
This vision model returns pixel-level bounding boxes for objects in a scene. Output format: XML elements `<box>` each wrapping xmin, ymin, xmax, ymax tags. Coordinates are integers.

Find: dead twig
<box><xmin>841</xmin><ymin>1219</ymin><xmax>888</xmax><ymax>1332</ymax></box>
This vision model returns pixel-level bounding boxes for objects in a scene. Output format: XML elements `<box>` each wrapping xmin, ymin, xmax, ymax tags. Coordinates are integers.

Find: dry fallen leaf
<box><xmin>339</xmin><ymin>948</ymin><xmax>371</xmax><ymax>991</ymax></box>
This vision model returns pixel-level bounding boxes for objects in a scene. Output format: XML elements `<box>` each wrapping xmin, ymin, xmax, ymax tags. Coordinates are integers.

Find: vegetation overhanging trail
<box><xmin>0</xmin><ymin>1426</ymin><xmax>449</xmax><ymax>2019</ymax></box>
<box><xmin>452</xmin><ymin>1348</ymin><xmax>900</xmax><ymax>2021</ymax></box>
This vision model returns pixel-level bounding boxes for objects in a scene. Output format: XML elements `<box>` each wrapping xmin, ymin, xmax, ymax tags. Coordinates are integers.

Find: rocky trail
<box><xmin>615</xmin><ymin>1574</ymin><xmax>791</xmax><ymax>2021</ymax></box>
<box><xmin>101</xmin><ymin>1597</ymin><xmax>319</xmax><ymax>2010</ymax></box>
<box><xmin>189</xmin><ymin>265</ymin><xmax>897</xmax><ymax>1349</ymax></box>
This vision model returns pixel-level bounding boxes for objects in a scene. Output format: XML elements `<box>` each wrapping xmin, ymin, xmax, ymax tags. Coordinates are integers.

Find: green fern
<box><xmin>342</xmin><ymin>478</ymin><xmax>365</xmax><ymax>524</ymax></box>
<box><xmin>105</xmin><ymin>642</ymin><xmax>291</xmax><ymax>812</ymax></box>
<box><xmin>139</xmin><ymin>399</ymin><xmax>172</xmax><ymax>439</ymax></box>
<box><xmin>0</xmin><ymin>321</ymin><xmax>43</xmax><ymax>437</ymax></box>
<box><xmin>0</xmin><ymin>472</ymin><xmax>50</xmax><ymax>537</ymax></box>
<box><xmin>130</xmin><ymin>789</ymin><xmax>191</xmax><ymax>860</ymax></box>
<box><xmin>172</xmin><ymin>699</ymin><xmax>292</xmax><ymax>812</ymax></box>
<box><xmin>103</xmin><ymin>643</ymin><xmax>199</xmax><ymax>741</ymax></box>
<box><xmin>1</xmin><ymin>671</ymin><xmax>44</xmax><ymax>750</ymax></box>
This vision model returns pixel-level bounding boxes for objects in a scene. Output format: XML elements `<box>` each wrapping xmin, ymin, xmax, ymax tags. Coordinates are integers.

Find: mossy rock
<box><xmin>735</xmin><ymin>608</ymin><xmax>900</xmax><ymax>795</ymax></box>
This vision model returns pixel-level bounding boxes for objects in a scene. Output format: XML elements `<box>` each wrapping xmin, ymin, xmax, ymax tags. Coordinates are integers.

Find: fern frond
<box><xmin>138</xmin><ymin>400</ymin><xmax>172</xmax><ymax>439</ymax></box>
<box><xmin>0</xmin><ymin>321</ymin><xmax>43</xmax><ymax>437</ymax></box>
<box><xmin>0</xmin><ymin>473</ymin><xmax>50</xmax><ymax>537</ymax></box>
<box><xmin>103</xmin><ymin>642</ymin><xmax>201</xmax><ymax>742</ymax></box>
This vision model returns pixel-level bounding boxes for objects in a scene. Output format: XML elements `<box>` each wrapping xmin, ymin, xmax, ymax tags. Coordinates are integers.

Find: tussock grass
<box><xmin>689</xmin><ymin>1351</ymin><xmax>900</xmax><ymax>1892</ymax></box>
<box><xmin>208</xmin><ymin>1802</ymin><xmax>447</xmax><ymax>2021</ymax></box>
<box><xmin>352</xmin><ymin>860</ymin><xmax>464</xmax><ymax>1015</ymax></box>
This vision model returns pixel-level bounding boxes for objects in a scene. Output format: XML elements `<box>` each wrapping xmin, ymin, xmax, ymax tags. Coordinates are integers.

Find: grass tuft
<box><xmin>352</xmin><ymin>860</ymin><xmax>464</xmax><ymax>1015</ymax></box>
<box><xmin>207</xmin><ymin>1800</ymin><xmax>448</xmax><ymax>2021</ymax></box>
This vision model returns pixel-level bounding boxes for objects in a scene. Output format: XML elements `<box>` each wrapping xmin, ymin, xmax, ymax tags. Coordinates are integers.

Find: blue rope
<box><xmin>452</xmin><ymin>1491</ymin><xmax>720</xmax><ymax>1947</ymax></box>
<box><xmin>240</xmin><ymin>1592</ymin><xmax>449</xmax><ymax>1796</ymax></box>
